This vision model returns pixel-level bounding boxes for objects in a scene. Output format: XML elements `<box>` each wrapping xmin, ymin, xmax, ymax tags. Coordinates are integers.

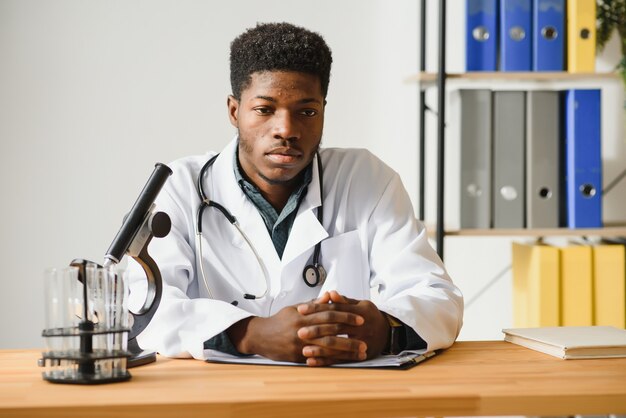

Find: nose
<box><xmin>272</xmin><ymin>110</ymin><xmax>300</xmax><ymax>141</ymax></box>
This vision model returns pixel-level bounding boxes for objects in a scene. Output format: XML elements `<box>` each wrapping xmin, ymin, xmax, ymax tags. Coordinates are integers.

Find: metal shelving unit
<box><xmin>416</xmin><ymin>1</ymin><xmax>624</xmax><ymax>261</ymax></box>
<box><xmin>418</xmin><ymin>0</ymin><xmax>447</xmax><ymax>259</ymax></box>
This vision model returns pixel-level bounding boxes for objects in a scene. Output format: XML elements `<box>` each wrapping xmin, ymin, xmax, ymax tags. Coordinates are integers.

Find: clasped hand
<box><xmin>229</xmin><ymin>290</ymin><xmax>390</xmax><ymax>367</ymax></box>
<box><xmin>296</xmin><ymin>290</ymin><xmax>390</xmax><ymax>366</ymax></box>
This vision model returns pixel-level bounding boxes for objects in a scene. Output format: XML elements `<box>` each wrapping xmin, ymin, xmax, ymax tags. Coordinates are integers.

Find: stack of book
<box><xmin>512</xmin><ymin>239</ymin><xmax>626</xmax><ymax>328</ymax></box>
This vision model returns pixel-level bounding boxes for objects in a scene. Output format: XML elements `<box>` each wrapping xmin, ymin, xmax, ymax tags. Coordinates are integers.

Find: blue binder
<box><xmin>564</xmin><ymin>89</ymin><xmax>602</xmax><ymax>228</ymax></box>
<box><xmin>466</xmin><ymin>0</ymin><xmax>498</xmax><ymax>71</ymax></box>
<box><xmin>500</xmin><ymin>0</ymin><xmax>532</xmax><ymax>71</ymax></box>
<box><xmin>533</xmin><ymin>0</ymin><xmax>565</xmax><ymax>71</ymax></box>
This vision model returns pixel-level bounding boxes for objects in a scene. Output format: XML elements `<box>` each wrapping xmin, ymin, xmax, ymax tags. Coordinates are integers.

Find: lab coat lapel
<box><xmin>208</xmin><ymin>139</ymin><xmax>281</xmax><ymax>277</ymax></box>
<box><xmin>207</xmin><ymin>139</ymin><xmax>327</xmax><ymax>288</ymax></box>
<box><xmin>281</xmin><ymin>154</ymin><xmax>328</xmax><ymax>266</ymax></box>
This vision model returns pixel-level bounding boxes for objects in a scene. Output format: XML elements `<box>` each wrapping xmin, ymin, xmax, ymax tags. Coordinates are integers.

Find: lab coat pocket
<box><xmin>318</xmin><ymin>229</ymin><xmax>368</xmax><ymax>300</ymax></box>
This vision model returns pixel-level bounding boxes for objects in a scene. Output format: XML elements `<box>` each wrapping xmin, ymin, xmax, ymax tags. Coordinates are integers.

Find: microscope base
<box><xmin>128</xmin><ymin>350</ymin><xmax>157</xmax><ymax>368</ymax></box>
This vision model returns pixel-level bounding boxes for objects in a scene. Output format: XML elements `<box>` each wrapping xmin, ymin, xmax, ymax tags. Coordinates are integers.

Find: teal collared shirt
<box><xmin>232</xmin><ymin>149</ymin><xmax>313</xmax><ymax>259</ymax></box>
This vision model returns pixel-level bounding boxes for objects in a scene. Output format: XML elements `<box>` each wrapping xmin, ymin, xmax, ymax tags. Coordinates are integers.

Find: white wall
<box><xmin>1</xmin><ymin>0</ymin><xmax>623</xmax><ymax>349</ymax></box>
<box><xmin>0</xmin><ymin>0</ymin><xmax>420</xmax><ymax>348</ymax></box>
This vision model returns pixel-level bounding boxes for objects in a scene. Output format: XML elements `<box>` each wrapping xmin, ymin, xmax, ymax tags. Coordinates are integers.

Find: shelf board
<box><xmin>443</xmin><ymin>225</ymin><xmax>626</xmax><ymax>237</ymax></box>
<box><xmin>408</xmin><ymin>71</ymin><xmax>620</xmax><ymax>87</ymax></box>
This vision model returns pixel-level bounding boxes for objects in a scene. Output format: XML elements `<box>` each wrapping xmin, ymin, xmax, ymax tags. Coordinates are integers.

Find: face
<box><xmin>227</xmin><ymin>71</ymin><xmax>325</xmax><ymax>193</ymax></box>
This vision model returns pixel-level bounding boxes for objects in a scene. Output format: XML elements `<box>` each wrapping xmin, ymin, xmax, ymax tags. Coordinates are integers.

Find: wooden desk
<box><xmin>1</xmin><ymin>341</ymin><xmax>625</xmax><ymax>417</ymax></box>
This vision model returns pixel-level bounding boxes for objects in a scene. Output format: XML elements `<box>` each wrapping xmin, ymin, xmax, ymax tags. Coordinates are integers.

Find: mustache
<box><xmin>266</xmin><ymin>140</ymin><xmax>320</xmax><ymax>155</ymax></box>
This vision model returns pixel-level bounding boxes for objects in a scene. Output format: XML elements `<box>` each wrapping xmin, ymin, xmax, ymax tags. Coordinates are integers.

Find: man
<box><xmin>127</xmin><ymin>22</ymin><xmax>463</xmax><ymax>366</ymax></box>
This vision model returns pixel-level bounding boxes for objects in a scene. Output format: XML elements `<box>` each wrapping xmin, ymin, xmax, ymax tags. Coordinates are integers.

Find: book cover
<box><xmin>593</xmin><ymin>244</ymin><xmax>626</xmax><ymax>329</ymax></box>
<box><xmin>503</xmin><ymin>326</ymin><xmax>626</xmax><ymax>359</ymax></box>
<box><xmin>512</xmin><ymin>242</ymin><xmax>560</xmax><ymax>327</ymax></box>
<box><xmin>560</xmin><ymin>244</ymin><xmax>594</xmax><ymax>326</ymax></box>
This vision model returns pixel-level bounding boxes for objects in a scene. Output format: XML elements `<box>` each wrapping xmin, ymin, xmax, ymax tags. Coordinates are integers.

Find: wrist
<box><xmin>226</xmin><ymin>317</ymin><xmax>256</xmax><ymax>354</ymax></box>
<box><xmin>382</xmin><ymin>313</ymin><xmax>405</xmax><ymax>355</ymax></box>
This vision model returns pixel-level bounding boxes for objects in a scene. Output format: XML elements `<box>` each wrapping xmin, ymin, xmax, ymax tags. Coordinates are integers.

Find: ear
<box><xmin>227</xmin><ymin>95</ymin><xmax>239</xmax><ymax>127</ymax></box>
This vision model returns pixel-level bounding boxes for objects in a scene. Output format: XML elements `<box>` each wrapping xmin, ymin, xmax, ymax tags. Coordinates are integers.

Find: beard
<box><xmin>237</xmin><ymin>129</ymin><xmax>321</xmax><ymax>186</ymax></box>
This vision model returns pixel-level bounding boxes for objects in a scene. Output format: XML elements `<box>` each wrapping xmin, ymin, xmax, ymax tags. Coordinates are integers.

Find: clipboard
<box><xmin>205</xmin><ymin>350</ymin><xmax>437</xmax><ymax>370</ymax></box>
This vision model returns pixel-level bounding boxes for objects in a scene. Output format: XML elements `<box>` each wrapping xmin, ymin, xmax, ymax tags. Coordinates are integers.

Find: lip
<box><xmin>266</xmin><ymin>147</ymin><xmax>303</xmax><ymax>157</ymax></box>
<box><xmin>265</xmin><ymin>147</ymin><xmax>303</xmax><ymax>165</ymax></box>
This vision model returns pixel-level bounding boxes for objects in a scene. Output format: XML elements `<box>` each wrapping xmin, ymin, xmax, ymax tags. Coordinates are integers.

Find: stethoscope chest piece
<box><xmin>303</xmin><ymin>264</ymin><xmax>326</xmax><ymax>288</ymax></box>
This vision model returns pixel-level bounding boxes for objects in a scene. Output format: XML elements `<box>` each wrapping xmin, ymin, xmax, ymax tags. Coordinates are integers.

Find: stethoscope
<box><xmin>195</xmin><ymin>152</ymin><xmax>327</xmax><ymax>301</ymax></box>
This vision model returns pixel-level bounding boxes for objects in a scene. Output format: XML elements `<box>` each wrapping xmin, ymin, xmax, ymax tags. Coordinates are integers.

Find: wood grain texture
<box><xmin>2</xmin><ymin>341</ymin><xmax>626</xmax><ymax>417</ymax></box>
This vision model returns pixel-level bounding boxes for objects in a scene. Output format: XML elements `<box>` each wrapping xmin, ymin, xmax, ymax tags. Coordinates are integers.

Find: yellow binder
<box><xmin>560</xmin><ymin>244</ymin><xmax>594</xmax><ymax>326</ymax></box>
<box><xmin>567</xmin><ymin>0</ymin><xmax>596</xmax><ymax>73</ymax></box>
<box><xmin>593</xmin><ymin>244</ymin><xmax>626</xmax><ymax>329</ymax></box>
<box><xmin>512</xmin><ymin>242</ymin><xmax>560</xmax><ymax>327</ymax></box>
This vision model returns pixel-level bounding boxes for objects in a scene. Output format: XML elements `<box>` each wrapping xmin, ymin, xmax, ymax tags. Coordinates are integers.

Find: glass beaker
<box><xmin>41</xmin><ymin>265</ymin><xmax>131</xmax><ymax>383</ymax></box>
<box><xmin>85</xmin><ymin>266</ymin><xmax>130</xmax><ymax>378</ymax></box>
<box><xmin>43</xmin><ymin>267</ymin><xmax>82</xmax><ymax>354</ymax></box>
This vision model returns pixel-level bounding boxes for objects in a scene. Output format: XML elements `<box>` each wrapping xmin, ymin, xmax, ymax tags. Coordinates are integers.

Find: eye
<box><xmin>301</xmin><ymin>109</ymin><xmax>318</xmax><ymax>117</ymax></box>
<box><xmin>254</xmin><ymin>107</ymin><xmax>274</xmax><ymax>115</ymax></box>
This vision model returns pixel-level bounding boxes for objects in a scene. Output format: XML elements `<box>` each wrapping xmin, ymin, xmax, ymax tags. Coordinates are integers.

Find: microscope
<box><xmin>40</xmin><ymin>163</ymin><xmax>172</xmax><ymax>383</ymax></box>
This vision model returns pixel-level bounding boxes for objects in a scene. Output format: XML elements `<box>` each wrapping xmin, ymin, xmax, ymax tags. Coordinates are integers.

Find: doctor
<box><xmin>127</xmin><ymin>22</ymin><xmax>463</xmax><ymax>366</ymax></box>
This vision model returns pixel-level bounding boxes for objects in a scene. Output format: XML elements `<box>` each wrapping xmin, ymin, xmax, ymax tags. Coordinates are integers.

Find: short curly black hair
<box><xmin>230</xmin><ymin>22</ymin><xmax>333</xmax><ymax>100</ymax></box>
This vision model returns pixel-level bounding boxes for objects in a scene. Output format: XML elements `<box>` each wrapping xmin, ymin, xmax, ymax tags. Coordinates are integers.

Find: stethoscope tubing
<box><xmin>194</xmin><ymin>151</ymin><xmax>325</xmax><ymax>300</ymax></box>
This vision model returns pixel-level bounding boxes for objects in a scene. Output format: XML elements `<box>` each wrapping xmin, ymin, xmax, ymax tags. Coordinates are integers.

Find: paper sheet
<box><xmin>205</xmin><ymin>349</ymin><xmax>436</xmax><ymax>369</ymax></box>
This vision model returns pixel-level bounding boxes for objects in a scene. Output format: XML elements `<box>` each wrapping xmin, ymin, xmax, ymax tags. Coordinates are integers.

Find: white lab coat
<box><xmin>127</xmin><ymin>138</ymin><xmax>463</xmax><ymax>359</ymax></box>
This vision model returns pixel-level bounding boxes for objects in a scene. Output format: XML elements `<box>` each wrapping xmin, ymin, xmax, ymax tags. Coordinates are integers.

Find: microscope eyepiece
<box><xmin>105</xmin><ymin>163</ymin><xmax>172</xmax><ymax>264</ymax></box>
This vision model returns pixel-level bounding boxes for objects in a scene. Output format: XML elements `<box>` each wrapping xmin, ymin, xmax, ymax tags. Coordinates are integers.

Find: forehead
<box><xmin>242</xmin><ymin>71</ymin><xmax>323</xmax><ymax>100</ymax></box>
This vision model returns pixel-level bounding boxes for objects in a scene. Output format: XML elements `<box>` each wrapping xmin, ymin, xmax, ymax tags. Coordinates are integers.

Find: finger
<box><xmin>306</xmin><ymin>356</ymin><xmax>342</xmax><ymax>367</ymax></box>
<box><xmin>299</xmin><ymin>309</ymin><xmax>365</xmax><ymax>327</ymax></box>
<box><xmin>315</xmin><ymin>291</ymin><xmax>331</xmax><ymax>304</ymax></box>
<box><xmin>300</xmin><ymin>334</ymin><xmax>367</xmax><ymax>354</ymax></box>
<box><xmin>305</xmin><ymin>356</ymin><xmax>366</xmax><ymax>367</ymax></box>
<box><xmin>328</xmin><ymin>290</ymin><xmax>359</xmax><ymax>305</ymax></box>
<box><xmin>297</xmin><ymin>323</ymin><xmax>363</xmax><ymax>339</ymax></box>
<box><xmin>306</xmin><ymin>357</ymin><xmax>329</xmax><ymax>367</ymax></box>
<box><xmin>302</xmin><ymin>345</ymin><xmax>367</xmax><ymax>361</ymax></box>
<box><xmin>297</xmin><ymin>300</ymin><xmax>362</xmax><ymax>317</ymax></box>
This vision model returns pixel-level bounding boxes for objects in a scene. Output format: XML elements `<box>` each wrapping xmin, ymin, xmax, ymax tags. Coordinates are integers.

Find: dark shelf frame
<box><xmin>419</xmin><ymin>0</ymin><xmax>447</xmax><ymax>260</ymax></box>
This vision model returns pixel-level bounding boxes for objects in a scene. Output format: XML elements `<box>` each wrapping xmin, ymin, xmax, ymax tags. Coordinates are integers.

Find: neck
<box><xmin>258</xmin><ymin>184</ymin><xmax>294</xmax><ymax>212</ymax></box>
<box><xmin>238</xmin><ymin>165</ymin><xmax>303</xmax><ymax>212</ymax></box>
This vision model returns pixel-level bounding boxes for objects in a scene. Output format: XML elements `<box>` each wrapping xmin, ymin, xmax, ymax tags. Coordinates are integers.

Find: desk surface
<box><xmin>2</xmin><ymin>341</ymin><xmax>626</xmax><ymax>418</ymax></box>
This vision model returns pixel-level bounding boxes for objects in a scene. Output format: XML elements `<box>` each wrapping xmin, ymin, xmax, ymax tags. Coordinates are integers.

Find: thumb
<box><xmin>329</xmin><ymin>290</ymin><xmax>358</xmax><ymax>304</ymax></box>
<box><xmin>314</xmin><ymin>291</ymin><xmax>331</xmax><ymax>304</ymax></box>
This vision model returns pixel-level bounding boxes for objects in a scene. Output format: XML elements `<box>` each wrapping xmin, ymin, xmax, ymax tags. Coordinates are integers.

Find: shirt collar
<box><xmin>232</xmin><ymin>145</ymin><xmax>313</xmax><ymax>199</ymax></box>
